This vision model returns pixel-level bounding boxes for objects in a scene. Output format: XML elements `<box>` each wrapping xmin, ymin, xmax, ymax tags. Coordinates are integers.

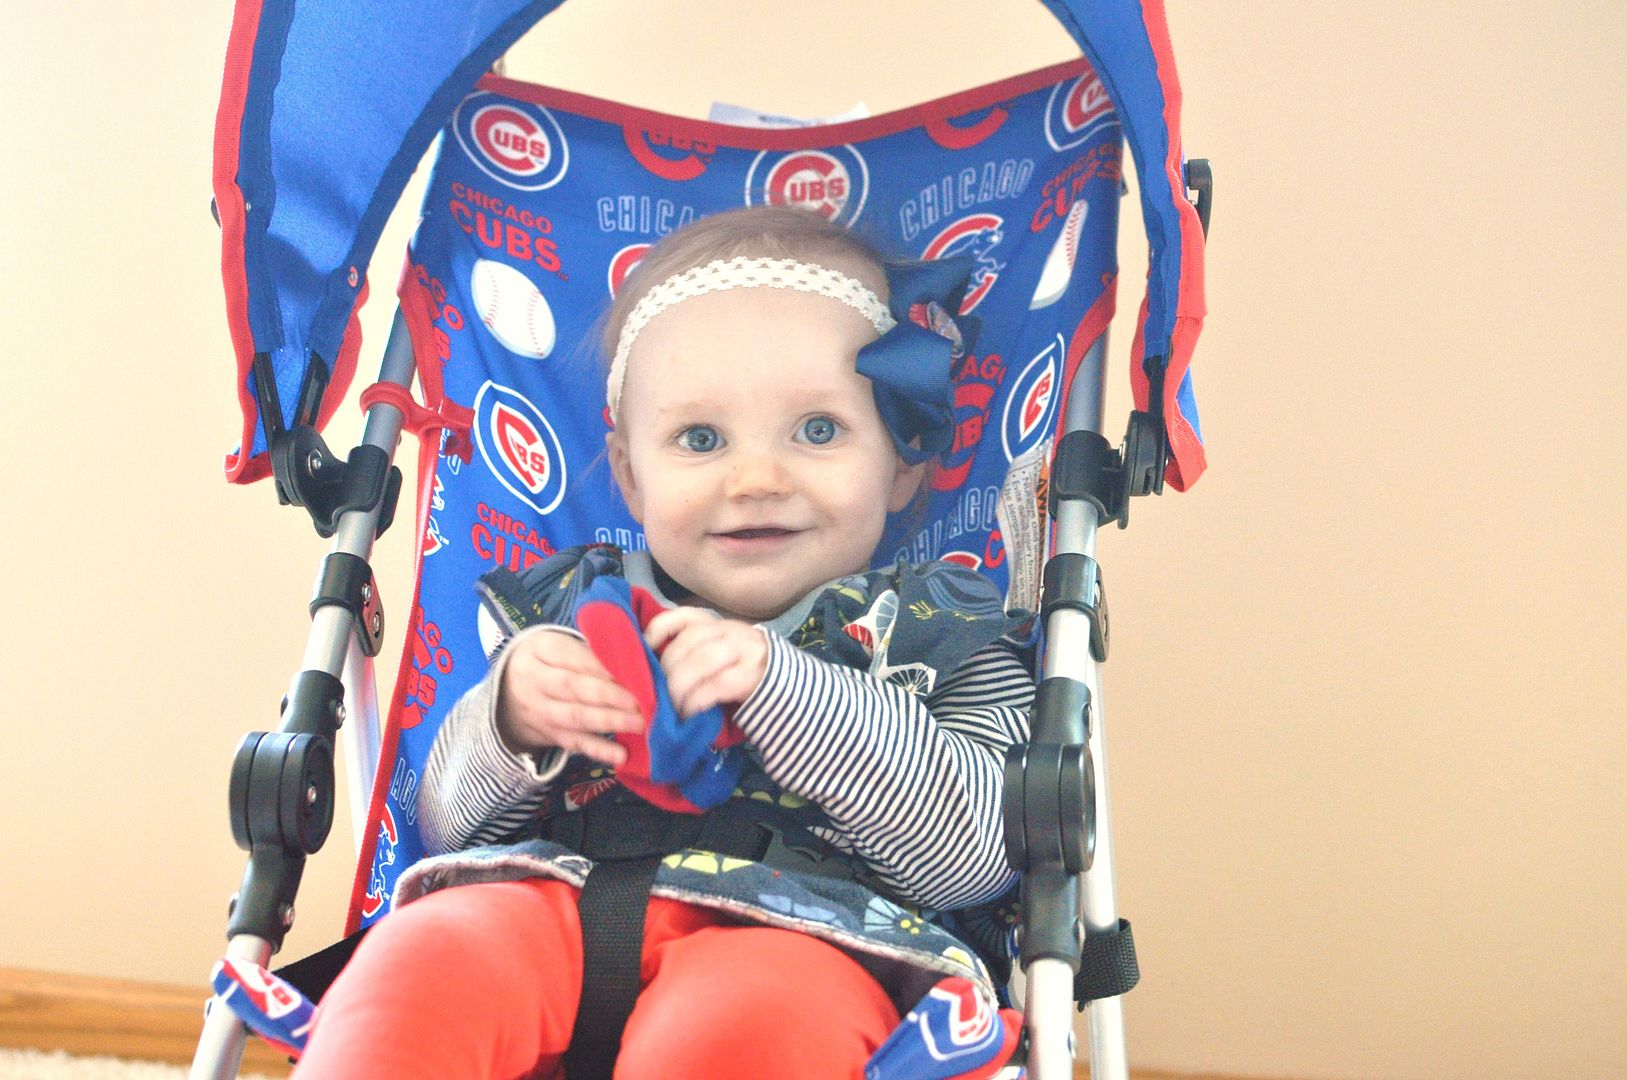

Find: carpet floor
<box><xmin>0</xmin><ymin>1049</ymin><xmax>279</xmax><ymax>1079</ymax></box>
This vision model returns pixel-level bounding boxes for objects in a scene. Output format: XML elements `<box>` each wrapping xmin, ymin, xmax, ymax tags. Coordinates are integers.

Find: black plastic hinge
<box><xmin>252</xmin><ymin>351</ymin><xmax>401</xmax><ymax>540</ymax></box>
<box><xmin>1041</xmin><ymin>553</ymin><xmax>1109</xmax><ymax>662</ymax></box>
<box><xmin>1186</xmin><ymin>158</ymin><xmax>1213</xmax><ymax>237</ymax></box>
<box><xmin>311</xmin><ymin>553</ymin><xmax>385</xmax><ymax>657</ymax></box>
<box><xmin>270</xmin><ymin>429</ymin><xmax>402</xmax><ymax>540</ymax></box>
<box><xmin>1048</xmin><ymin>405</ymin><xmax>1166</xmax><ymax>530</ymax></box>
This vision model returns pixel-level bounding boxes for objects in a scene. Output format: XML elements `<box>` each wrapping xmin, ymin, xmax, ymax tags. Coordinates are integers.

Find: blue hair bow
<box><xmin>857</xmin><ymin>257</ymin><xmax>982</xmax><ymax>465</ymax></box>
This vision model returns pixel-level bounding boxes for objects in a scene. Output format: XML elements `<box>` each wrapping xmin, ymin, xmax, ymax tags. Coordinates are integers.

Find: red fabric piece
<box><xmin>624</xmin><ymin>587</ymin><xmax>744</xmax><ymax>750</ymax></box>
<box><xmin>576</xmin><ymin>588</ymin><xmax>747</xmax><ymax>813</ymax></box>
<box><xmin>574</xmin><ymin>596</ymin><xmax>693</xmax><ymax>813</ymax></box>
<box><xmin>295</xmin><ymin>878</ymin><xmax>899</xmax><ymax>1079</ymax></box>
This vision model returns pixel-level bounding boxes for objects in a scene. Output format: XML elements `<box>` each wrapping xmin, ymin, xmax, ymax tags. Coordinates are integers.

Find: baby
<box><xmin>294</xmin><ymin>206</ymin><xmax>1033</xmax><ymax>1080</ymax></box>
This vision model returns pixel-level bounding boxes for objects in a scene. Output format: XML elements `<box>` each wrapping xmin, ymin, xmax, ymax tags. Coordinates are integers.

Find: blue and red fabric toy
<box><xmin>568</xmin><ymin>576</ymin><xmax>746</xmax><ymax>813</ymax></box>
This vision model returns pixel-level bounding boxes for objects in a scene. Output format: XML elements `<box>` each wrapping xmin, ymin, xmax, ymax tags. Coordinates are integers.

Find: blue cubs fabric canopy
<box><xmin>213</xmin><ymin>0</ymin><xmax>1207</xmax><ymax>491</ymax></box>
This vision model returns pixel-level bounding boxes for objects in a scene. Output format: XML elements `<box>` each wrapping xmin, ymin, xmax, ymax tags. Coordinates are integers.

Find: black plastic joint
<box><xmin>270</xmin><ymin>428</ymin><xmax>402</xmax><ymax>541</ymax></box>
<box><xmin>1031</xmin><ymin>676</ymin><xmax>1090</xmax><ymax>744</ymax></box>
<box><xmin>226</xmin><ymin>845</ymin><xmax>307</xmax><ymax>951</ymax></box>
<box><xmin>311</xmin><ymin>553</ymin><xmax>385</xmax><ymax>657</ymax></box>
<box><xmin>1019</xmin><ymin>864</ymin><xmax>1085</xmax><ymax>968</ymax></box>
<box><xmin>228</xmin><ymin>729</ymin><xmax>336</xmax><ymax>856</ymax></box>
<box><xmin>1186</xmin><ymin>158</ymin><xmax>1213</xmax><ymax>238</ymax></box>
<box><xmin>1048</xmin><ymin>429</ymin><xmax>1124</xmax><ymax>526</ymax></box>
<box><xmin>282</xmin><ymin>669</ymin><xmax>347</xmax><ymax>739</ymax></box>
<box><xmin>1040</xmin><ymin>555</ymin><xmax>1109</xmax><ymax>662</ymax></box>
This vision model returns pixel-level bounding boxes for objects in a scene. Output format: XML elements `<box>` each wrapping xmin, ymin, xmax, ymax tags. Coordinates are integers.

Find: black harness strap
<box><xmin>562</xmin><ymin>856</ymin><xmax>664</xmax><ymax>1080</ymax></box>
<box><xmin>548</xmin><ymin>796</ymin><xmax>891</xmax><ymax>1076</ymax></box>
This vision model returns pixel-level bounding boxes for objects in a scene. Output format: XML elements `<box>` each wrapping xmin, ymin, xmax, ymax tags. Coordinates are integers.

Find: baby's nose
<box><xmin>724</xmin><ymin>449</ymin><xmax>792</xmax><ymax>498</ymax></box>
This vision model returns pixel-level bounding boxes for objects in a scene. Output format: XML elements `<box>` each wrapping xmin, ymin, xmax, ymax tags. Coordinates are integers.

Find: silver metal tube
<box><xmin>187</xmin><ymin>936</ymin><xmax>272</xmax><ymax>1080</ymax></box>
<box><xmin>1055</xmin><ymin>337</ymin><xmax>1130</xmax><ymax>1080</ymax></box>
<box><xmin>1023</xmin><ymin>958</ymin><xmax>1078</xmax><ymax>1080</ymax></box>
<box><xmin>193</xmin><ymin>310</ymin><xmax>419</xmax><ymax>1079</ymax></box>
<box><xmin>341</xmin><ymin>640</ymin><xmax>382</xmax><ymax>852</ymax></box>
<box><xmin>1022</xmin><ymin>333</ymin><xmax>1131</xmax><ymax>1080</ymax></box>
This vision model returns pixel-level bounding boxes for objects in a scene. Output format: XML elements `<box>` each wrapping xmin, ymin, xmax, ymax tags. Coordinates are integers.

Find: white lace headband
<box><xmin>607</xmin><ymin>256</ymin><xmax>896</xmax><ymax>423</ymax></box>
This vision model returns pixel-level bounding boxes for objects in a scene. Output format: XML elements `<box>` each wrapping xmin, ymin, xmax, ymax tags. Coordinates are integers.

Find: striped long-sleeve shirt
<box><xmin>420</xmin><ymin>622</ymin><xmax>1033</xmax><ymax>911</ymax></box>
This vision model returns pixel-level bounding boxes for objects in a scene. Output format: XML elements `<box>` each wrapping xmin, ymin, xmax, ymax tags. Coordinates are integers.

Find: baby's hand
<box><xmin>644</xmin><ymin>608</ymin><xmax>768</xmax><ymax>718</ymax></box>
<box><xmin>497</xmin><ymin>629</ymin><xmax>644</xmax><ymax>767</ymax></box>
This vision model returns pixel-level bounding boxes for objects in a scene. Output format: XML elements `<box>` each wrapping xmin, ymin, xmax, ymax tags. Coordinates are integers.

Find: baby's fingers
<box><xmin>550</xmin><ymin>730</ymin><xmax>628</xmax><ymax>768</ymax></box>
<box><xmin>513</xmin><ymin>654</ymin><xmax>641</xmax><ymax>716</ymax></box>
<box><xmin>664</xmin><ymin>642</ymin><xmax>735</xmax><ymax>716</ymax></box>
<box><xmin>644</xmin><ymin>606</ymin><xmax>721</xmax><ymax>653</ymax></box>
<box><xmin>536</xmin><ymin>695</ymin><xmax>645</xmax><ymax>737</ymax></box>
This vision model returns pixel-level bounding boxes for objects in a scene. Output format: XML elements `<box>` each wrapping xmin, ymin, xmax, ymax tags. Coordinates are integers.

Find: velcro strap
<box><xmin>1074</xmin><ymin>918</ymin><xmax>1139</xmax><ymax>1004</ymax></box>
<box><xmin>564</xmin><ymin>857</ymin><xmax>662</xmax><ymax>1080</ymax></box>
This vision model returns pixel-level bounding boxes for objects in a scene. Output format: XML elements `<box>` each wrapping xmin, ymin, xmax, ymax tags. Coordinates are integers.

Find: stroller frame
<box><xmin>196</xmin><ymin>4</ymin><xmax>1212</xmax><ymax>1073</ymax></box>
<box><xmin>191</xmin><ymin>311</ymin><xmax>1168</xmax><ymax>1080</ymax></box>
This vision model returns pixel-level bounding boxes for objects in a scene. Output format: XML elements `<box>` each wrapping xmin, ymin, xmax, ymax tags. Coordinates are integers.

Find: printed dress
<box><xmin>397</xmin><ymin>544</ymin><xmax>1033</xmax><ymax>1010</ymax></box>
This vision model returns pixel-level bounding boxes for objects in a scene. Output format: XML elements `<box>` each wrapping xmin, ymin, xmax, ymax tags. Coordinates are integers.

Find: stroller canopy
<box><xmin>213</xmin><ymin>0</ymin><xmax>1207</xmax><ymax>490</ymax></box>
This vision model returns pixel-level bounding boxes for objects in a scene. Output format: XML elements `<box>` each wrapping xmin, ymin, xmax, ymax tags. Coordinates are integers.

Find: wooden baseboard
<box><xmin>0</xmin><ymin>966</ymin><xmax>292</xmax><ymax>1076</ymax></box>
<box><xmin>1</xmin><ymin>965</ymin><xmax>1249</xmax><ymax>1080</ymax></box>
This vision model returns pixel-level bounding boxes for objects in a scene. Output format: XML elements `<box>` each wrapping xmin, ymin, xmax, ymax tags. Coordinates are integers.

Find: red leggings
<box><xmin>293</xmin><ymin>878</ymin><xmax>900</xmax><ymax>1079</ymax></box>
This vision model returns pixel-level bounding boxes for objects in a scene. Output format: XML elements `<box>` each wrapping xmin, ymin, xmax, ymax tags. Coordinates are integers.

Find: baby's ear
<box><xmin>606</xmin><ymin>431</ymin><xmax>644</xmax><ymax>522</ymax></box>
<box><xmin>887</xmin><ymin>454</ymin><xmax>927</xmax><ymax>513</ymax></box>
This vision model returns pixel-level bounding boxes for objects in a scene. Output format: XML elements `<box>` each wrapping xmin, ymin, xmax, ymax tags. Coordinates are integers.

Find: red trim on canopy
<box><xmin>479</xmin><ymin>58</ymin><xmax>1091</xmax><ymax>152</ymax></box>
<box><xmin>1125</xmin><ymin>0</ymin><xmax>1207</xmax><ymax>491</ymax></box>
<box><xmin>214</xmin><ymin>0</ymin><xmax>263</xmax><ymax>484</ymax></box>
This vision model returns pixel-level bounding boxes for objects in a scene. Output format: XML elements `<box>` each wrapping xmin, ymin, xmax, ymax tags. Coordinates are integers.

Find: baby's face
<box><xmin>608</xmin><ymin>274</ymin><xmax>921</xmax><ymax>621</ymax></box>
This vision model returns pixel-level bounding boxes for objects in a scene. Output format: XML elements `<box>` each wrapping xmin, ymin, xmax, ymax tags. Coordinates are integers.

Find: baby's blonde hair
<box><xmin>601</xmin><ymin>205</ymin><xmax>887</xmax><ymax>365</ymax></box>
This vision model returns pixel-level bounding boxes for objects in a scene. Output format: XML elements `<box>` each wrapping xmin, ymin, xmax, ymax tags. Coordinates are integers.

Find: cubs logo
<box><xmin>1002</xmin><ymin>334</ymin><xmax>1064</xmax><ymax>461</ymax></box>
<box><xmin>622</xmin><ymin>124</ymin><xmax>715</xmax><ymax>181</ymax></box>
<box><xmin>920</xmin><ymin>213</ymin><xmax>1004</xmax><ymax>314</ymax></box>
<box><xmin>453</xmin><ymin>93</ymin><xmax>569</xmax><ymax>191</ymax></box>
<box><xmin>607</xmin><ymin>242</ymin><xmax>651</xmax><ymax>297</ymax></box>
<box><xmin>474</xmin><ymin>381</ymin><xmax>568</xmax><ymax>515</ymax></box>
<box><xmin>361</xmin><ymin>804</ymin><xmax>398</xmax><ymax>921</ymax></box>
<box><xmin>1043</xmin><ymin>69</ymin><xmax>1117</xmax><ymax>152</ymax></box>
<box><xmin>403</xmin><ymin>615</ymin><xmax>453</xmax><ymax>730</ymax></box>
<box><xmin>745</xmin><ymin>146</ymin><xmax>868</xmax><ymax>227</ymax></box>
<box><xmin>940</xmin><ymin>550</ymin><xmax>983</xmax><ymax>572</ymax></box>
<box><xmin>931</xmin><ymin>351</ymin><xmax>1004</xmax><ymax>492</ymax></box>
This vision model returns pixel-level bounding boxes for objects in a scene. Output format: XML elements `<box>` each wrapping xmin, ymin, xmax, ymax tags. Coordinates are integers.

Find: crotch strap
<box><xmin>551</xmin><ymin>797</ymin><xmax>884</xmax><ymax>1080</ymax></box>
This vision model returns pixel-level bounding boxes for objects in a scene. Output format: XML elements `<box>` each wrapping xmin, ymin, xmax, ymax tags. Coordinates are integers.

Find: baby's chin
<box><xmin>702</xmin><ymin>594</ymin><xmax>798</xmax><ymax>624</ymax></box>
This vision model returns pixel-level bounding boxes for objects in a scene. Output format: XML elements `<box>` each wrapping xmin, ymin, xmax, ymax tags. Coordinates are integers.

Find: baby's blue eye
<box><xmin>801</xmin><ymin>416</ymin><xmax>838</xmax><ymax>445</ymax></box>
<box><xmin>679</xmin><ymin>425</ymin><xmax>720</xmax><ymax>452</ymax></box>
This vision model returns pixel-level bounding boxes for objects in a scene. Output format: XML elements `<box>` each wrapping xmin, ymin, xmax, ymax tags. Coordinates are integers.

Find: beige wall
<box><xmin>3</xmin><ymin>3</ymin><xmax>1623</xmax><ymax>1077</ymax></box>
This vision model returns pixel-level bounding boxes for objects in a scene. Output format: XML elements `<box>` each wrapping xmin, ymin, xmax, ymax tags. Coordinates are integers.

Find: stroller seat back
<box><xmin>355</xmin><ymin>58</ymin><xmax>1133</xmax><ymax>927</ymax></box>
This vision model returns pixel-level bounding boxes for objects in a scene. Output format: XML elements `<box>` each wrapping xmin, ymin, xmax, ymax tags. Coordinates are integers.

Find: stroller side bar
<box><xmin>191</xmin><ymin>312</ymin><xmax>420</xmax><ymax>1080</ymax></box>
<box><xmin>1015</xmin><ymin>327</ymin><xmax>1166</xmax><ymax>1080</ymax></box>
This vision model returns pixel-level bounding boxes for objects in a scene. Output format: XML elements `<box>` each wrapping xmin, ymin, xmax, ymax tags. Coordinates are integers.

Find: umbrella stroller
<box><xmin>195</xmin><ymin>2</ymin><xmax>1210</xmax><ymax>1077</ymax></box>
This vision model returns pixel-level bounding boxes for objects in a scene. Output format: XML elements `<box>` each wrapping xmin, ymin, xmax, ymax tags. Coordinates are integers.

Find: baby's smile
<box><xmin>709</xmin><ymin>526</ymin><xmax>806</xmax><ymax>556</ymax></box>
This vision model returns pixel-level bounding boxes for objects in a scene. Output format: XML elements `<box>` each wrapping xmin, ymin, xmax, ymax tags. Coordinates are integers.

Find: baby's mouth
<box><xmin>718</xmin><ymin>527</ymin><xmax>799</xmax><ymax>540</ymax></box>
